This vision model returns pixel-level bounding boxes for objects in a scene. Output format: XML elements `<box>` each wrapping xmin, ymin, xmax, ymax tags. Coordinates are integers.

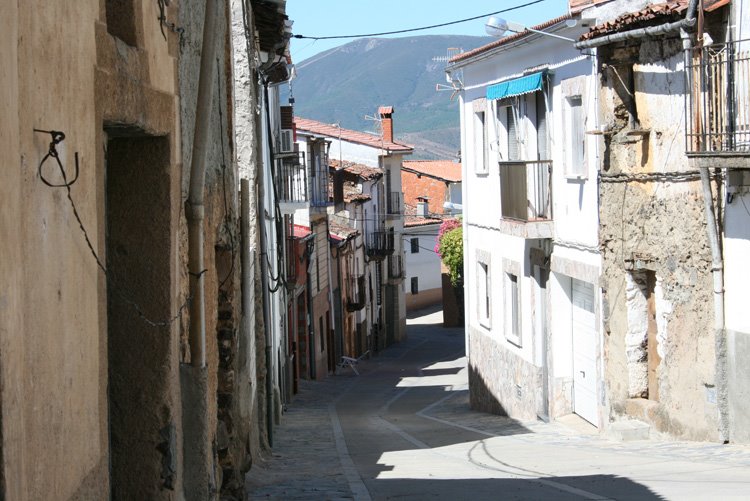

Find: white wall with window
<box><xmin>404</xmin><ymin>223</ymin><xmax>442</xmax><ymax>311</ymax></box>
<box><xmin>450</xmin><ymin>12</ymin><xmax>602</xmax><ymax>424</ymax></box>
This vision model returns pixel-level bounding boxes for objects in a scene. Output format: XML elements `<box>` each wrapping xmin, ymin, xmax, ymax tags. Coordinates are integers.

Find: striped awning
<box><xmin>486</xmin><ymin>72</ymin><xmax>544</xmax><ymax>101</ymax></box>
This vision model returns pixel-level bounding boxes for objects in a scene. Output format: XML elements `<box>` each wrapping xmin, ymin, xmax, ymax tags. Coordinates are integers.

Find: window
<box><xmin>506</xmin><ymin>106</ymin><xmax>520</xmax><ymax>161</ymax></box>
<box><xmin>106</xmin><ymin>0</ymin><xmax>137</xmax><ymax>47</ymax></box>
<box><xmin>477</xmin><ymin>255</ymin><xmax>491</xmax><ymax>329</ymax></box>
<box><xmin>474</xmin><ymin>110</ymin><xmax>488</xmax><ymax>174</ymax></box>
<box><xmin>566</xmin><ymin>96</ymin><xmax>586</xmax><ymax>177</ymax></box>
<box><xmin>411</xmin><ymin>277</ymin><xmax>419</xmax><ymax>295</ymax></box>
<box><xmin>505</xmin><ymin>273</ymin><xmax>521</xmax><ymax>346</ymax></box>
<box><xmin>536</xmin><ymin>91</ymin><xmax>549</xmax><ymax>160</ymax></box>
<box><xmin>410</xmin><ymin>238</ymin><xmax>419</xmax><ymax>254</ymax></box>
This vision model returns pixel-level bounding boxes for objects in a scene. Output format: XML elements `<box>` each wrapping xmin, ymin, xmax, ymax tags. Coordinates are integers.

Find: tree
<box><xmin>436</xmin><ymin>218</ymin><xmax>463</xmax><ymax>286</ymax></box>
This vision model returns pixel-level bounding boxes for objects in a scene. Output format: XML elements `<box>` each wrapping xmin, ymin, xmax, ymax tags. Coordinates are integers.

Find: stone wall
<box><xmin>468</xmin><ymin>327</ymin><xmax>542</xmax><ymax>421</ymax></box>
<box><xmin>598</xmin><ymin>39</ymin><xmax>718</xmax><ymax>441</ymax></box>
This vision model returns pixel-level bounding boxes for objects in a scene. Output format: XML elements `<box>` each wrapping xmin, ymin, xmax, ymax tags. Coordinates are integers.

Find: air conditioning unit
<box><xmin>279</xmin><ymin>129</ymin><xmax>294</xmax><ymax>153</ymax></box>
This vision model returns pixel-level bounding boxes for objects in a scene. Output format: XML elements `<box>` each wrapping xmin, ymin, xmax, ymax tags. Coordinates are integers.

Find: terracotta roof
<box><xmin>580</xmin><ymin>0</ymin><xmax>727</xmax><ymax>41</ymax></box>
<box><xmin>449</xmin><ymin>14</ymin><xmax>572</xmax><ymax>64</ymax></box>
<box><xmin>328</xmin><ymin>220</ymin><xmax>358</xmax><ymax>242</ymax></box>
<box><xmin>403</xmin><ymin>203</ymin><xmax>443</xmax><ymax>228</ymax></box>
<box><xmin>402</xmin><ymin>160</ymin><xmax>462</xmax><ymax>183</ymax></box>
<box><xmin>295</xmin><ymin>116</ymin><xmax>413</xmax><ymax>153</ymax></box>
<box><xmin>342</xmin><ymin>182</ymin><xmax>371</xmax><ymax>203</ymax></box>
<box><xmin>330</xmin><ymin>159</ymin><xmax>383</xmax><ymax>180</ymax></box>
<box><xmin>291</xmin><ymin>224</ymin><xmax>311</xmax><ymax>239</ymax></box>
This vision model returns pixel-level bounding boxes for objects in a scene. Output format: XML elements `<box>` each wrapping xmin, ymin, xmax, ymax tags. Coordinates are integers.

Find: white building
<box><xmin>403</xmin><ymin>202</ymin><xmax>444</xmax><ymax>311</ymax></box>
<box><xmin>447</xmin><ymin>8</ymin><xmax>605</xmax><ymax>424</ymax></box>
<box><xmin>295</xmin><ymin>109</ymin><xmax>413</xmax><ymax>350</ymax></box>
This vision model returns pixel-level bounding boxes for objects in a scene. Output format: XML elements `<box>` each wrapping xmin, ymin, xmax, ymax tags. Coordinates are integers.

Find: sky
<box><xmin>287</xmin><ymin>0</ymin><xmax>570</xmax><ymax>62</ymax></box>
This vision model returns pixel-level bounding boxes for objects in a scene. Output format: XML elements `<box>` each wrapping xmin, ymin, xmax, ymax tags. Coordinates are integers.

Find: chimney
<box><xmin>378</xmin><ymin>106</ymin><xmax>394</xmax><ymax>143</ymax></box>
<box><xmin>416</xmin><ymin>196</ymin><xmax>429</xmax><ymax>217</ymax></box>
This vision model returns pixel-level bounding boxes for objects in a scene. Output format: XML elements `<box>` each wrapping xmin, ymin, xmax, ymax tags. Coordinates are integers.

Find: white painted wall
<box><xmin>724</xmin><ymin>192</ymin><xmax>750</xmax><ymax>334</ymax></box>
<box><xmin>453</xmin><ymin>19</ymin><xmax>602</xmax><ymax>419</ymax></box>
<box><xmin>404</xmin><ymin>224</ymin><xmax>442</xmax><ymax>294</ymax></box>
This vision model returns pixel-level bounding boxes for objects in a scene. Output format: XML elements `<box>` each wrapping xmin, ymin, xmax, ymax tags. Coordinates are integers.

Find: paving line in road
<box><xmin>329</xmin><ymin>402</ymin><xmax>373</xmax><ymax>501</ymax></box>
<box><xmin>415</xmin><ymin>392</ymin><xmax>617</xmax><ymax>500</ymax></box>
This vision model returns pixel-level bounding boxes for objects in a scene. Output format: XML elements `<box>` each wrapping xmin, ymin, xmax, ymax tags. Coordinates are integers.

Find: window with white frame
<box><xmin>474</xmin><ymin>109</ymin><xmax>488</xmax><ymax>174</ymax></box>
<box><xmin>503</xmin><ymin>261</ymin><xmax>522</xmax><ymax>346</ymax></box>
<box><xmin>505</xmin><ymin>273</ymin><xmax>521</xmax><ymax>346</ymax></box>
<box><xmin>505</xmin><ymin>104</ymin><xmax>521</xmax><ymax>161</ymax></box>
<box><xmin>476</xmin><ymin>250</ymin><xmax>491</xmax><ymax>328</ymax></box>
<box><xmin>566</xmin><ymin>95</ymin><xmax>586</xmax><ymax>177</ymax></box>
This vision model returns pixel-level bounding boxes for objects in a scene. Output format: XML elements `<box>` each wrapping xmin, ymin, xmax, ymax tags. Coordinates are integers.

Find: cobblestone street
<box><xmin>245</xmin><ymin>308</ymin><xmax>750</xmax><ymax>500</ymax></box>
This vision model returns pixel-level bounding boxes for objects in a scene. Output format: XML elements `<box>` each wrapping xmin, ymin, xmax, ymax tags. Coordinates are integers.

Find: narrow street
<box><xmin>245</xmin><ymin>308</ymin><xmax>750</xmax><ymax>500</ymax></box>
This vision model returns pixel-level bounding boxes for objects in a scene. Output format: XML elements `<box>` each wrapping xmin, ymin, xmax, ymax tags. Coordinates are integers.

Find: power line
<box><xmin>293</xmin><ymin>0</ymin><xmax>546</xmax><ymax>41</ymax></box>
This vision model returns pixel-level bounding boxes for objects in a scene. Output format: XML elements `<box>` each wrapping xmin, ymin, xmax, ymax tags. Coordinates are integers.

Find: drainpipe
<box><xmin>698</xmin><ymin>167</ymin><xmax>726</xmax><ymax>442</ymax></box>
<box><xmin>182</xmin><ymin>1</ymin><xmax>218</xmax><ymax>498</ymax></box>
<box><xmin>679</xmin><ymin>1</ymin><xmax>729</xmax><ymax>441</ymax></box>
<box><xmin>574</xmin><ymin>0</ymin><xmax>698</xmax><ymax>50</ymax></box>
<box><xmin>259</xmin><ymin>79</ymin><xmax>274</xmax><ymax>447</ymax></box>
<box><xmin>187</xmin><ymin>0</ymin><xmax>219</xmax><ymax>368</ymax></box>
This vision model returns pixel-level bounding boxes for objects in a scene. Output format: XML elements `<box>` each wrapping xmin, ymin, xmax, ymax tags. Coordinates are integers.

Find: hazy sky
<box><xmin>287</xmin><ymin>0</ymin><xmax>571</xmax><ymax>62</ymax></box>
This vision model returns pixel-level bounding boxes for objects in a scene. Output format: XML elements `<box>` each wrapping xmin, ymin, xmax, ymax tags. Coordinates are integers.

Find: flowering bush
<box><xmin>435</xmin><ymin>218</ymin><xmax>463</xmax><ymax>286</ymax></box>
<box><xmin>434</xmin><ymin>218</ymin><xmax>461</xmax><ymax>256</ymax></box>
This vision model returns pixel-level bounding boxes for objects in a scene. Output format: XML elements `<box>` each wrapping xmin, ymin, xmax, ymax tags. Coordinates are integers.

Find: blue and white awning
<box><xmin>486</xmin><ymin>72</ymin><xmax>544</xmax><ymax>101</ymax></box>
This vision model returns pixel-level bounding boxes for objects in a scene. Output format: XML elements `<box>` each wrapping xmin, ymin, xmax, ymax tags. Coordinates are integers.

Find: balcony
<box><xmin>346</xmin><ymin>275</ymin><xmax>366</xmax><ymax>312</ymax></box>
<box><xmin>387</xmin><ymin>254</ymin><xmax>403</xmax><ymax>282</ymax></box>
<box><xmin>387</xmin><ymin>191</ymin><xmax>402</xmax><ymax>216</ymax></box>
<box><xmin>498</xmin><ymin>160</ymin><xmax>553</xmax><ymax>239</ymax></box>
<box><xmin>309</xmin><ymin>153</ymin><xmax>332</xmax><ymax>212</ymax></box>
<box><xmin>685</xmin><ymin>40</ymin><xmax>750</xmax><ymax>168</ymax></box>
<box><xmin>285</xmin><ymin>235</ymin><xmax>298</xmax><ymax>285</ymax></box>
<box><xmin>366</xmin><ymin>230</ymin><xmax>394</xmax><ymax>258</ymax></box>
<box><xmin>275</xmin><ymin>151</ymin><xmax>307</xmax><ymax>212</ymax></box>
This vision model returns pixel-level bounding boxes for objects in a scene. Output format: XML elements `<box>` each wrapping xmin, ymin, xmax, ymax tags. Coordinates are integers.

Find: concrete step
<box><xmin>608</xmin><ymin>419</ymin><xmax>651</xmax><ymax>441</ymax></box>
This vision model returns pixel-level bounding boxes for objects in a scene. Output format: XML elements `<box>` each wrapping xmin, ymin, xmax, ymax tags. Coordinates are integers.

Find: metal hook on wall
<box><xmin>33</xmin><ymin>128</ymin><xmax>80</xmax><ymax>188</ymax></box>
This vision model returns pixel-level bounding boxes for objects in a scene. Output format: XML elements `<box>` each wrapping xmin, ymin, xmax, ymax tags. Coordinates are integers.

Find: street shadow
<box><xmin>367</xmin><ymin>475</ymin><xmax>666</xmax><ymax>500</ymax></box>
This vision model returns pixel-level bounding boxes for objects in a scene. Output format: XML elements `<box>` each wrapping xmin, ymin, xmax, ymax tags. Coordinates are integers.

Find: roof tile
<box><xmin>402</xmin><ymin>160</ymin><xmax>462</xmax><ymax>183</ymax></box>
<box><xmin>295</xmin><ymin>116</ymin><xmax>412</xmax><ymax>153</ymax></box>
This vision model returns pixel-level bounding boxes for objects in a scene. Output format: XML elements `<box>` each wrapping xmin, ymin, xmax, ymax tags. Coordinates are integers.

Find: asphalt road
<box><xmin>246</xmin><ymin>307</ymin><xmax>750</xmax><ymax>500</ymax></box>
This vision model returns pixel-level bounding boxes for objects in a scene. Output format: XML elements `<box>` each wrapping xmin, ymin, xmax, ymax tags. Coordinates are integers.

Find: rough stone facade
<box><xmin>1</xmin><ymin>0</ymin><xmax>279</xmax><ymax>498</ymax></box>
<box><xmin>468</xmin><ymin>327</ymin><xmax>543</xmax><ymax>421</ymax></box>
<box><xmin>597</xmin><ymin>39</ymin><xmax>719</xmax><ymax>441</ymax></box>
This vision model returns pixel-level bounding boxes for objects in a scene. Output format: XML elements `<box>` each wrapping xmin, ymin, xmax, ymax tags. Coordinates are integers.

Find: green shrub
<box><xmin>437</xmin><ymin>226</ymin><xmax>463</xmax><ymax>286</ymax></box>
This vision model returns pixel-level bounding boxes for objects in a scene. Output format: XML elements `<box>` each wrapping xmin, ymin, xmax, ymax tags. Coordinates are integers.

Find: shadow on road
<box><xmin>367</xmin><ymin>475</ymin><xmax>666</xmax><ymax>500</ymax></box>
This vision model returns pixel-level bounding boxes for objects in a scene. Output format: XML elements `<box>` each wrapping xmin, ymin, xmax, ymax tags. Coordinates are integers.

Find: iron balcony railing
<box><xmin>346</xmin><ymin>275</ymin><xmax>366</xmax><ymax>312</ymax></box>
<box><xmin>388</xmin><ymin>254</ymin><xmax>403</xmax><ymax>280</ymax></box>
<box><xmin>685</xmin><ymin>39</ymin><xmax>750</xmax><ymax>155</ymax></box>
<box><xmin>310</xmin><ymin>153</ymin><xmax>332</xmax><ymax>208</ymax></box>
<box><xmin>387</xmin><ymin>192</ymin><xmax>402</xmax><ymax>215</ymax></box>
<box><xmin>366</xmin><ymin>230</ymin><xmax>395</xmax><ymax>258</ymax></box>
<box><xmin>499</xmin><ymin>160</ymin><xmax>552</xmax><ymax>222</ymax></box>
<box><xmin>275</xmin><ymin>151</ymin><xmax>307</xmax><ymax>204</ymax></box>
<box><xmin>285</xmin><ymin>235</ymin><xmax>298</xmax><ymax>283</ymax></box>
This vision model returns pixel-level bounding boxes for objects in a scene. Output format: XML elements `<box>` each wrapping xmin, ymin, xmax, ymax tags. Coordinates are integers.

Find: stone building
<box><xmin>1</xmin><ymin>0</ymin><xmax>292</xmax><ymax>498</ymax></box>
<box><xmin>296</xmin><ymin>112</ymin><xmax>412</xmax><ymax>351</ymax></box>
<box><xmin>576</xmin><ymin>0</ymin><xmax>733</xmax><ymax>442</ymax></box>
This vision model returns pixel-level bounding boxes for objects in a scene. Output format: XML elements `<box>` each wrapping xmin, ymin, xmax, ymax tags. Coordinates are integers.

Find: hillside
<box><xmin>288</xmin><ymin>35</ymin><xmax>491</xmax><ymax>160</ymax></box>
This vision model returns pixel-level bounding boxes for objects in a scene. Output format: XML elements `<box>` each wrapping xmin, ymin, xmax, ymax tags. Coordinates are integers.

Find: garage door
<box><xmin>572</xmin><ymin>279</ymin><xmax>598</xmax><ymax>426</ymax></box>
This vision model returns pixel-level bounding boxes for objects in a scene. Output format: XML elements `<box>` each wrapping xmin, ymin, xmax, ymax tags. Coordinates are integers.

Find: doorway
<box><xmin>105</xmin><ymin>132</ymin><xmax>174</xmax><ymax>497</ymax></box>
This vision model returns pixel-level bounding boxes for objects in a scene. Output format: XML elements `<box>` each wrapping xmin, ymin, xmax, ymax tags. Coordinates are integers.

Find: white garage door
<box><xmin>572</xmin><ymin>279</ymin><xmax>598</xmax><ymax>426</ymax></box>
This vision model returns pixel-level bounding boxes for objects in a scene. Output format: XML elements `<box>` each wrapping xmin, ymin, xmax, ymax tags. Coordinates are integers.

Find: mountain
<box><xmin>287</xmin><ymin>35</ymin><xmax>492</xmax><ymax>160</ymax></box>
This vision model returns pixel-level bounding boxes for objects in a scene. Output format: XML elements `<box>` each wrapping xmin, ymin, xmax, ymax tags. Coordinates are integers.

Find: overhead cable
<box><xmin>293</xmin><ymin>0</ymin><xmax>546</xmax><ymax>40</ymax></box>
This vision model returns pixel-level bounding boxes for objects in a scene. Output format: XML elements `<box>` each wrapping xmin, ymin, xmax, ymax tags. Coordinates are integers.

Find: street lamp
<box><xmin>485</xmin><ymin>16</ymin><xmax>576</xmax><ymax>43</ymax></box>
